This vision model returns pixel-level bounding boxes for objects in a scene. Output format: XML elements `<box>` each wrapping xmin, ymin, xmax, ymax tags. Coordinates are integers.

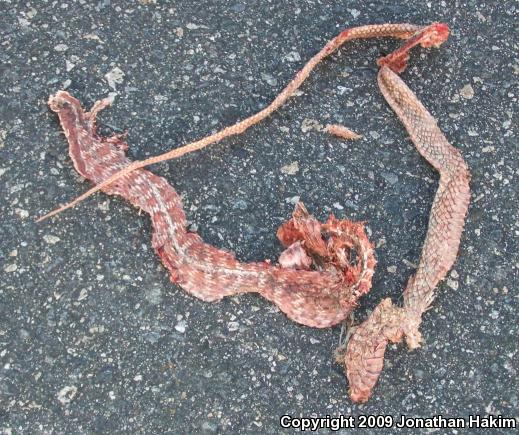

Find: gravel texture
<box><xmin>1</xmin><ymin>1</ymin><xmax>517</xmax><ymax>433</ymax></box>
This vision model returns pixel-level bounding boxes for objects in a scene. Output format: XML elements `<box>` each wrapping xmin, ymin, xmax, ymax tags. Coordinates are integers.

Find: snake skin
<box><xmin>342</xmin><ymin>66</ymin><xmax>470</xmax><ymax>403</ymax></box>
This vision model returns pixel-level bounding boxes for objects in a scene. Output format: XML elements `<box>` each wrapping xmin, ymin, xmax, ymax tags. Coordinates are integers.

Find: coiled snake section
<box><xmin>42</xmin><ymin>22</ymin><xmax>470</xmax><ymax>402</ymax></box>
<box><xmin>48</xmin><ymin>91</ymin><xmax>376</xmax><ymax>329</ymax></box>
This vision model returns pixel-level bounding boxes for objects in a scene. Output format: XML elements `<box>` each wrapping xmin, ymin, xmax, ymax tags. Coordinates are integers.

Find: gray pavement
<box><xmin>1</xmin><ymin>0</ymin><xmax>517</xmax><ymax>433</ymax></box>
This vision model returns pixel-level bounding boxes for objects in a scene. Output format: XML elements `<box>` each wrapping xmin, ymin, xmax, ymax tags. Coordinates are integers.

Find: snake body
<box><xmin>44</xmin><ymin>22</ymin><xmax>470</xmax><ymax>401</ymax></box>
<box><xmin>48</xmin><ymin>92</ymin><xmax>376</xmax><ymax>328</ymax></box>
<box><xmin>342</xmin><ymin>66</ymin><xmax>471</xmax><ymax>402</ymax></box>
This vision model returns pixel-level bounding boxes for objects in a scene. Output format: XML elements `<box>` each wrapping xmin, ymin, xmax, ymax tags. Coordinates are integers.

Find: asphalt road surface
<box><xmin>1</xmin><ymin>1</ymin><xmax>517</xmax><ymax>433</ymax></box>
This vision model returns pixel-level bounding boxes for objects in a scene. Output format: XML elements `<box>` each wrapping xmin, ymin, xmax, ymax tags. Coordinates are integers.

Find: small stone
<box><xmin>387</xmin><ymin>265</ymin><xmax>397</xmax><ymax>274</ymax></box>
<box><xmin>475</xmin><ymin>11</ymin><xmax>486</xmax><ymax>22</ymax></box>
<box><xmin>349</xmin><ymin>9</ymin><xmax>360</xmax><ymax>19</ymax></box>
<box><xmin>231</xmin><ymin>3</ymin><xmax>246</xmax><ymax>12</ymax></box>
<box><xmin>201</xmin><ymin>421</ymin><xmax>218</xmax><ymax>432</ymax></box>
<box><xmin>381</xmin><ymin>172</ymin><xmax>398</xmax><ymax>185</ymax></box>
<box><xmin>16</xmin><ymin>208</ymin><xmax>29</xmax><ymax>219</ymax></box>
<box><xmin>4</xmin><ymin>264</ymin><xmax>17</xmax><ymax>273</ymax></box>
<box><xmin>285</xmin><ymin>195</ymin><xmax>300</xmax><ymax>205</ymax></box>
<box><xmin>402</xmin><ymin>258</ymin><xmax>417</xmax><ymax>268</ymax></box>
<box><xmin>98</xmin><ymin>201</ymin><xmax>110</xmax><ymax>212</ymax></box>
<box><xmin>77</xmin><ymin>289</ymin><xmax>88</xmax><ymax>301</ymax></box>
<box><xmin>301</xmin><ymin>118</ymin><xmax>323</xmax><ymax>133</ymax></box>
<box><xmin>446</xmin><ymin>278</ymin><xmax>459</xmax><ymax>290</ymax></box>
<box><xmin>18</xmin><ymin>17</ymin><xmax>31</xmax><ymax>27</ymax></box>
<box><xmin>26</xmin><ymin>7</ymin><xmax>37</xmax><ymax>19</ymax></box>
<box><xmin>232</xmin><ymin>199</ymin><xmax>248</xmax><ymax>210</ymax></box>
<box><xmin>414</xmin><ymin>369</ymin><xmax>424</xmax><ymax>379</ymax></box>
<box><xmin>105</xmin><ymin>67</ymin><xmax>125</xmax><ymax>90</ymax></box>
<box><xmin>57</xmin><ymin>385</ymin><xmax>77</xmax><ymax>405</ymax></box>
<box><xmin>174</xmin><ymin>320</ymin><xmax>187</xmax><ymax>333</ymax></box>
<box><xmin>143</xmin><ymin>331</ymin><xmax>160</xmax><ymax>344</ymax></box>
<box><xmin>460</xmin><ymin>84</ymin><xmax>474</xmax><ymax>99</ymax></box>
<box><xmin>83</xmin><ymin>33</ymin><xmax>103</xmax><ymax>43</ymax></box>
<box><xmin>54</xmin><ymin>43</ymin><xmax>68</xmax><ymax>52</ymax></box>
<box><xmin>227</xmin><ymin>321</ymin><xmax>239</xmax><ymax>332</ymax></box>
<box><xmin>280</xmin><ymin>161</ymin><xmax>299</xmax><ymax>175</ymax></box>
<box><xmin>89</xmin><ymin>325</ymin><xmax>105</xmax><ymax>334</ymax></box>
<box><xmin>174</xmin><ymin>27</ymin><xmax>184</xmax><ymax>38</ymax></box>
<box><xmin>284</xmin><ymin>51</ymin><xmax>301</xmax><ymax>62</ymax></box>
<box><xmin>261</xmin><ymin>73</ymin><xmax>277</xmax><ymax>86</ymax></box>
<box><xmin>144</xmin><ymin>286</ymin><xmax>162</xmax><ymax>305</ymax></box>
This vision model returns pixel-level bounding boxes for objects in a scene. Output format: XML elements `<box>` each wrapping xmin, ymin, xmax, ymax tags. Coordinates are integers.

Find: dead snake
<box><xmin>40</xmin><ymin>22</ymin><xmax>470</xmax><ymax>402</ymax></box>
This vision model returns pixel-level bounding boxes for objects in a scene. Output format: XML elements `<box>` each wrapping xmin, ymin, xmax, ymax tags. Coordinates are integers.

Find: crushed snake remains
<box><xmin>39</xmin><ymin>22</ymin><xmax>470</xmax><ymax>402</ymax></box>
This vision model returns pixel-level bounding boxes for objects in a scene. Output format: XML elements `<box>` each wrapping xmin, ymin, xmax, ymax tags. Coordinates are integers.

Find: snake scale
<box><xmin>40</xmin><ymin>22</ymin><xmax>470</xmax><ymax>402</ymax></box>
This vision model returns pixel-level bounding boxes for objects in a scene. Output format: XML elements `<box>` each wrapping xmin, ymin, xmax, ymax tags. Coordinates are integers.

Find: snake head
<box><xmin>377</xmin><ymin>22</ymin><xmax>450</xmax><ymax>73</ymax></box>
<box><xmin>418</xmin><ymin>23</ymin><xmax>450</xmax><ymax>48</ymax></box>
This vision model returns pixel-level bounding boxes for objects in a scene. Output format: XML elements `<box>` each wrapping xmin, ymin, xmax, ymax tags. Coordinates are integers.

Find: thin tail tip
<box><xmin>35</xmin><ymin>200</ymin><xmax>78</xmax><ymax>222</ymax></box>
<box><xmin>35</xmin><ymin>209</ymin><xmax>56</xmax><ymax>223</ymax></box>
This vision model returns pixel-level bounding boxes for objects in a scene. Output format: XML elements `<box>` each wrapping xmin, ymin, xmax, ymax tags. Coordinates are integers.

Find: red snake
<box><xmin>40</xmin><ymin>22</ymin><xmax>470</xmax><ymax>402</ymax></box>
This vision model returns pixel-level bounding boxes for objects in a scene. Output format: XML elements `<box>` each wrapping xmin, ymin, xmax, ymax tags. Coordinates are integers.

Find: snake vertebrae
<box><xmin>42</xmin><ymin>22</ymin><xmax>470</xmax><ymax>402</ymax></box>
